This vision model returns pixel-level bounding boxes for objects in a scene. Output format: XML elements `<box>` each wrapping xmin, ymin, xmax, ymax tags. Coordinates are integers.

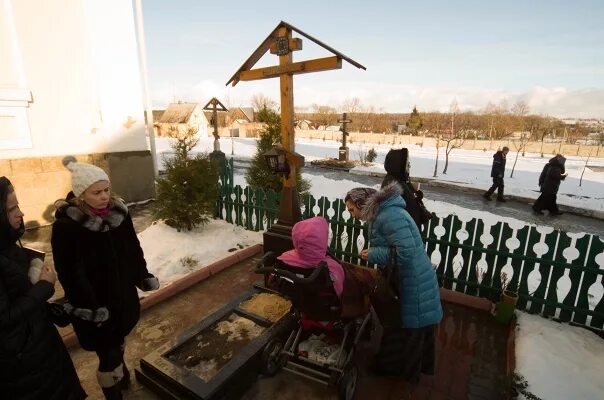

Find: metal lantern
<box><xmin>263</xmin><ymin>147</ymin><xmax>290</xmax><ymax>178</ymax></box>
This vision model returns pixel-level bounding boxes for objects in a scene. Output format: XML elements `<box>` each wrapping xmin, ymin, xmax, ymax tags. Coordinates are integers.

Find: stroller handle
<box><xmin>255</xmin><ymin>261</ymin><xmax>329</xmax><ymax>284</ymax></box>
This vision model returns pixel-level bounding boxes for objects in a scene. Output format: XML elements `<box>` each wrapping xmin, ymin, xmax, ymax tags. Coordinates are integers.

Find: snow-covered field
<box><xmin>154</xmin><ymin>136</ymin><xmax>604</xmax><ymax>215</ymax></box>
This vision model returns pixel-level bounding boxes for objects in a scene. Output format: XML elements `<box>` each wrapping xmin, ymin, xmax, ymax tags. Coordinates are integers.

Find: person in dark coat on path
<box><xmin>51</xmin><ymin>157</ymin><xmax>159</xmax><ymax>400</ymax></box>
<box><xmin>532</xmin><ymin>154</ymin><xmax>568</xmax><ymax>216</ymax></box>
<box><xmin>381</xmin><ymin>148</ymin><xmax>429</xmax><ymax>231</ymax></box>
<box><xmin>345</xmin><ymin>184</ymin><xmax>442</xmax><ymax>395</ymax></box>
<box><xmin>483</xmin><ymin>146</ymin><xmax>509</xmax><ymax>202</ymax></box>
<box><xmin>0</xmin><ymin>176</ymin><xmax>86</xmax><ymax>400</ymax></box>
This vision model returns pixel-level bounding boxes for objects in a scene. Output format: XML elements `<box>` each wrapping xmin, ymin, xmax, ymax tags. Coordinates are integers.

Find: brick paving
<box><xmin>63</xmin><ymin>254</ymin><xmax>509</xmax><ymax>399</ymax></box>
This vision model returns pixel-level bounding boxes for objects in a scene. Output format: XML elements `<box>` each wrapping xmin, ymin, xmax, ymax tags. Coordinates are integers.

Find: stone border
<box><xmin>61</xmin><ymin>244</ymin><xmax>263</xmax><ymax>349</ymax></box>
<box><xmin>439</xmin><ymin>288</ymin><xmax>518</xmax><ymax>382</ymax></box>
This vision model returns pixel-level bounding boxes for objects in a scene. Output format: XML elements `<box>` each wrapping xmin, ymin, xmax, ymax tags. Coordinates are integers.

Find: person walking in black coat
<box><xmin>51</xmin><ymin>157</ymin><xmax>159</xmax><ymax>400</ymax></box>
<box><xmin>381</xmin><ymin>148</ymin><xmax>431</xmax><ymax>231</ymax></box>
<box><xmin>0</xmin><ymin>176</ymin><xmax>86</xmax><ymax>400</ymax></box>
<box><xmin>483</xmin><ymin>146</ymin><xmax>509</xmax><ymax>202</ymax></box>
<box><xmin>532</xmin><ymin>154</ymin><xmax>568</xmax><ymax>216</ymax></box>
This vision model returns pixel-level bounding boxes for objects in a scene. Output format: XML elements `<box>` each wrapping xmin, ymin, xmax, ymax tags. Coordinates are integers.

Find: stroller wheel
<box><xmin>338</xmin><ymin>365</ymin><xmax>358</xmax><ymax>400</ymax></box>
<box><xmin>261</xmin><ymin>338</ymin><xmax>285</xmax><ymax>376</ymax></box>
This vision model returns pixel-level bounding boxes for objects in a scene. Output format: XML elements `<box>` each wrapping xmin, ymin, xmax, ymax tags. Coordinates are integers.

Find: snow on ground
<box><xmin>138</xmin><ymin>219</ymin><xmax>263</xmax><ymax>294</ymax></box>
<box><xmin>153</xmin><ymin>136</ymin><xmax>604</xmax><ymax>214</ymax></box>
<box><xmin>515</xmin><ymin>311</ymin><xmax>604</xmax><ymax>400</ymax></box>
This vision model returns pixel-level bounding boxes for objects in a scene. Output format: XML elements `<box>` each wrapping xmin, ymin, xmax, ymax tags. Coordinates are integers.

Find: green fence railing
<box><xmin>214</xmin><ymin>159</ymin><xmax>604</xmax><ymax>331</ymax></box>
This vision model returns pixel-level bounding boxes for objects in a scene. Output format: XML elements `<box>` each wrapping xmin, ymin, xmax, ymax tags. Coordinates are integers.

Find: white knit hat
<box><xmin>62</xmin><ymin>156</ymin><xmax>110</xmax><ymax>197</ymax></box>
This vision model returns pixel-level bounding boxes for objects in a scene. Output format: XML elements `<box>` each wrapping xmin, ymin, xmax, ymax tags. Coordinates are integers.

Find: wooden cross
<box><xmin>203</xmin><ymin>97</ymin><xmax>228</xmax><ymax>153</ymax></box>
<box><xmin>227</xmin><ymin>22</ymin><xmax>365</xmax><ymax>187</ymax></box>
<box><xmin>339</xmin><ymin>112</ymin><xmax>352</xmax><ymax>144</ymax></box>
<box><xmin>226</xmin><ymin>21</ymin><xmax>365</xmax><ymax>252</ymax></box>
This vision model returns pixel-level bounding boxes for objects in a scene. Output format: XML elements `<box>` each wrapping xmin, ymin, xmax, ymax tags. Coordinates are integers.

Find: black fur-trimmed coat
<box><xmin>0</xmin><ymin>177</ymin><xmax>85</xmax><ymax>399</ymax></box>
<box><xmin>51</xmin><ymin>193</ymin><xmax>153</xmax><ymax>351</ymax></box>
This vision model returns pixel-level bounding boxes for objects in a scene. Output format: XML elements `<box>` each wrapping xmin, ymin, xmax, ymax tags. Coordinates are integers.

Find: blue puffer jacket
<box><xmin>363</xmin><ymin>183</ymin><xmax>443</xmax><ymax>328</ymax></box>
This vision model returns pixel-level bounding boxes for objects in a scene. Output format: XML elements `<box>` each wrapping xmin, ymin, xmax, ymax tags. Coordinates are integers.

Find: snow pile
<box><xmin>515</xmin><ymin>312</ymin><xmax>604</xmax><ymax>399</ymax></box>
<box><xmin>138</xmin><ymin>219</ymin><xmax>263</xmax><ymax>289</ymax></box>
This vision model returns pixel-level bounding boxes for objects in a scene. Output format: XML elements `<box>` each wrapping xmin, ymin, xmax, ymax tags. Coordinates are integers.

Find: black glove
<box><xmin>140</xmin><ymin>276</ymin><xmax>160</xmax><ymax>292</ymax></box>
<box><xmin>63</xmin><ymin>302</ymin><xmax>110</xmax><ymax>323</ymax></box>
<box><xmin>48</xmin><ymin>302</ymin><xmax>71</xmax><ymax>327</ymax></box>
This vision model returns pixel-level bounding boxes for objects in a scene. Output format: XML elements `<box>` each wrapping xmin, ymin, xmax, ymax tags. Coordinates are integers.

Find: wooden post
<box><xmin>338</xmin><ymin>112</ymin><xmax>352</xmax><ymax>161</ymax></box>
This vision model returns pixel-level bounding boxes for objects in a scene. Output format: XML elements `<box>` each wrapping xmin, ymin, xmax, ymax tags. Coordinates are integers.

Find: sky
<box><xmin>141</xmin><ymin>0</ymin><xmax>604</xmax><ymax>118</ymax></box>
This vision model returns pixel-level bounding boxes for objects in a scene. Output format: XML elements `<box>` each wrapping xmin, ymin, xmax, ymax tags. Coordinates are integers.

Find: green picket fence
<box><xmin>214</xmin><ymin>159</ymin><xmax>604</xmax><ymax>331</ymax></box>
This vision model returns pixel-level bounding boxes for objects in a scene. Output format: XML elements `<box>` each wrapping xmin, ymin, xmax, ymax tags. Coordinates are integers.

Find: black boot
<box><xmin>97</xmin><ymin>367</ymin><xmax>124</xmax><ymax>400</ymax></box>
<box><xmin>121</xmin><ymin>364</ymin><xmax>131</xmax><ymax>390</ymax></box>
<box><xmin>482</xmin><ymin>192</ymin><xmax>492</xmax><ymax>201</ymax></box>
<box><xmin>496</xmin><ymin>197</ymin><xmax>506</xmax><ymax>202</ymax></box>
<box><xmin>101</xmin><ymin>385</ymin><xmax>123</xmax><ymax>400</ymax></box>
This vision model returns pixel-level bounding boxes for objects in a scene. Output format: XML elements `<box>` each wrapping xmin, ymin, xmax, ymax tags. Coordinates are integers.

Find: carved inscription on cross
<box><xmin>338</xmin><ymin>112</ymin><xmax>352</xmax><ymax>161</ymax></box>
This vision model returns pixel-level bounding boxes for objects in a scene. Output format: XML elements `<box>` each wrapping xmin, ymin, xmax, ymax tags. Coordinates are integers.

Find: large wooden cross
<box><xmin>227</xmin><ymin>21</ymin><xmax>365</xmax><ymax>253</ymax></box>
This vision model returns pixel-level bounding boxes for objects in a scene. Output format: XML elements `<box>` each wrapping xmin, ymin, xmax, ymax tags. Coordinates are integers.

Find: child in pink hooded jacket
<box><xmin>277</xmin><ymin>217</ymin><xmax>345</xmax><ymax>297</ymax></box>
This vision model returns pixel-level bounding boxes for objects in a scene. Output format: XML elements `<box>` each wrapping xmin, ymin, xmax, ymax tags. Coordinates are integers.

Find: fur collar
<box><xmin>361</xmin><ymin>182</ymin><xmax>403</xmax><ymax>222</ymax></box>
<box><xmin>55</xmin><ymin>198</ymin><xmax>128</xmax><ymax>232</ymax></box>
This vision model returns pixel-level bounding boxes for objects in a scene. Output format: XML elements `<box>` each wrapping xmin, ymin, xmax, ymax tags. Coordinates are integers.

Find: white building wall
<box><xmin>0</xmin><ymin>0</ymin><xmax>147</xmax><ymax>159</ymax></box>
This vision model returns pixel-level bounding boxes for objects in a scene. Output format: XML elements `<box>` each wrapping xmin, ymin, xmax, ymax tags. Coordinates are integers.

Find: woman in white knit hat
<box><xmin>51</xmin><ymin>156</ymin><xmax>159</xmax><ymax>400</ymax></box>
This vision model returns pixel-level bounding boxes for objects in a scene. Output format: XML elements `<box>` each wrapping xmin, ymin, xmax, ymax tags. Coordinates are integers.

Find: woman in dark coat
<box><xmin>381</xmin><ymin>148</ymin><xmax>427</xmax><ymax>231</ymax></box>
<box><xmin>345</xmin><ymin>184</ymin><xmax>442</xmax><ymax>395</ymax></box>
<box><xmin>0</xmin><ymin>176</ymin><xmax>85</xmax><ymax>400</ymax></box>
<box><xmin>51</xmin><ymin>157</ymin><xmax>159</xmax><ymax>400</ymax></box>
<box><xmin>532</xmin><ymin>154</ymin><xmax>567</xmax><ymax>216</ymax></box>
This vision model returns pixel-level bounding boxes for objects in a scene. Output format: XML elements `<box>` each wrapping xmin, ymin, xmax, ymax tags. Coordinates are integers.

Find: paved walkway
<box><xmin>68</xmin><ymin>253</ymin><xmax>508</xmax><ymax>400</ymax></box>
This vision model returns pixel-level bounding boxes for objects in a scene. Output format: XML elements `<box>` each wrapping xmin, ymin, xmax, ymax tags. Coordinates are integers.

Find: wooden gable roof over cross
<box><xmin>226</xmin><ymin>21</ymin><xmax>366</xmax><ymax>87</ymax></box>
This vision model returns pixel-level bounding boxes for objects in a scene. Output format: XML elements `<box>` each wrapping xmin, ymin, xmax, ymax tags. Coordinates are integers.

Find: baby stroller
<box><xmin>255</xmin><ymin>252</ymin><xmax>372</xmax><ymax>400</ymax></box>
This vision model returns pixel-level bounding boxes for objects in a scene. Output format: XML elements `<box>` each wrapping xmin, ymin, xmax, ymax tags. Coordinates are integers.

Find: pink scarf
<box><xmin>90</xmin><ymin>206</ymin><xmax>110</xmax><ymax>218</ymax></box>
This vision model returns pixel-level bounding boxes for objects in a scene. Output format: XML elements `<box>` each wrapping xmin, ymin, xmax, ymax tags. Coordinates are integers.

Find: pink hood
<box><xmin>277</xmin><ymin>217</ymin><xmax>345</xmax><ymax>297</ymax></box>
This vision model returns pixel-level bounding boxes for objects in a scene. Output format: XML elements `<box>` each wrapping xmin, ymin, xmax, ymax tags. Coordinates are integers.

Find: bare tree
<box><xmin>340</xmin><ymin>97</ymin><xmax>362</xmax><ymax>114</ymax></box>
<box><xmin>251</xmin><ymin>94</ymin><xmax>277</xmax><ymax>111</ymax></box>
<box><xmin>441</xmin><ymin>100</ymin><xmax>466</xmax><ymax>174</ymax></box>
<box><xmin>433</xmin><ymin>133</ymin><xmax>441</xmax><ymax>178</ymax></box>
<box><xmin>511</xmin><ymin>100</ymin><xmax>529</xmax><ymax>118</ymax></box>
<box><xmin>510</xmin><ymin>132</ymin><xmax>531</xmax><ymax>178</ymax></box>
<box><xmin>580</xmin><ymin>148</ymin><xmax>593</xmax><ymax>187</ymax></box>
<box><xmin>430</xmin><ymin>114</ymin><xmax>448</xmax><ymax>177</ymax></box>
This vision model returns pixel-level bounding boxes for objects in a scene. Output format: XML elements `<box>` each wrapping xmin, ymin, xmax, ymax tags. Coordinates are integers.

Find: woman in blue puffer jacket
<box><xmin>345</xmin><ymin>183</ymin><xmax>442</xmax><ymax>387</ymax></box>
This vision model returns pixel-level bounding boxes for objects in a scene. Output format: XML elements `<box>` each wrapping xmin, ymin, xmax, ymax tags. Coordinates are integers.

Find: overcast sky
<box><xmin>142</xmin><ymin>0</ymin><xmax>604</xmax><ymax>118</ymax></box>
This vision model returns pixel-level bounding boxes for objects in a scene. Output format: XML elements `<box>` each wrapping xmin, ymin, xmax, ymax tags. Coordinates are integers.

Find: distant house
<box><xmin>296</xmin><ymin>120</ymin><xmax>313</xmax><ymax>130</ymax></box>
<box><xmin>510</xmin><ymin>131</ymin><xmax>531</xmax><ymax>139</ymax></box>
<box><xmin>152</xmin><ymin>109</ymin><xmax>165</xmax><ymax>123</ymax></box>
<box><xmin>155</xmin><ymin>102</ymin><xmax>209</xmax><ymax>137</ymax></box>
<box><xmin>395</xmin><ymin>123</ymin><xmax>407</xmax><ymax>133</ymax></box>
<box><xmin>325</xmin><ymin>125</ymin><xmax>342</xmax><ymax>132</ymax></box>
<box><xmin>223</xmin><ymin>107</ymin><xmax>261</xmax><ymax>138</ymax></box>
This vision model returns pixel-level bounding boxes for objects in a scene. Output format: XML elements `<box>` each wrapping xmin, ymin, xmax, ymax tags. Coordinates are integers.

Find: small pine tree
<box><xmin>366</xmin><ymin>147</ymin><xmax>378</xmax><ymax>163</ymax></box>
<box><xmin>246</xmin><ymin>107</ymin><xmax>310</xmax><ymax>194</ymax></box>
<box><xmin>155</xmin><ymin>129</ymin><xmax>219</xmax><ymax>231</ymax></box>
<box><xmin>407</xmin><ymin>106</ymin><xmax>423</xmax><ymax>133</ymax></box>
